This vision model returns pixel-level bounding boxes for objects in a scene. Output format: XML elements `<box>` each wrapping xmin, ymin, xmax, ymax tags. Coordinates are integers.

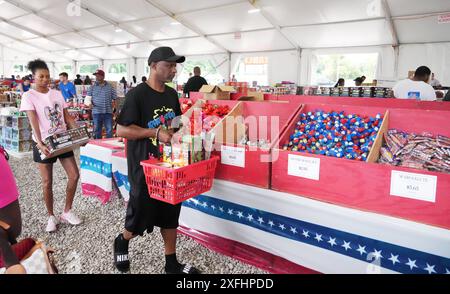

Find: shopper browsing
<box><xmin>86</xmin><ymin>69</ymin><xmax>117</xmax><ymax>139</ymax></box>
<box><xmin>17</xmin><ymin>76</ymin><xmax>31</xmax><ymax>94</ymax></box>
<box><xmin>19</xmin><ymin>59</ymin><xmax>82</xmax><ymax>233</ymax></box>
<box><xmin>74</xmin><ymin>74</ymin><xmax>83</xmax><ymax>86</ymax></box>
<box><xmin>58</xmin><ymin>72</ymin><xmax>77</xmax><ymax>102</ymax></box>
<box><xmin>183</xmin><ymin>66</ymin><xmax>208</xmax><ymax>97</ymax></box>
<box><xmin>113</xmin><ymin>46</ymin><xmax>200</xmax><ymax>274</ymax></box>
<box><xmin>393</xmin><ymin>66</ymin><xmax>436</xmax><ymax>101</ymax></box>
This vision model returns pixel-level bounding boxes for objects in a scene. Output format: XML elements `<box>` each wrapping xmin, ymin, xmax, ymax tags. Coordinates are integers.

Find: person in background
<box><xmin>58</xmin><ymin>72</ymin><xmax>77</xmax><ymax>102</ymax></box>
<box><xmin>141</xmin><ymin>76</ymin><xmax>147</xmax><ymax>83</ymax></box>
<box><xmin>430</xmin><ymin>73</ymin><xmax>442</xmax><ymax>88</ymax></box>
<box><xmin>17</xmin><ymin>76</ymin><xmax>31</xmax><ymax>94</ymax></box>
<box><xmin>0</xmin><ymin>146</ymin><xmax>25</xmax><ymax>274</ymax></box>
<box><xmin>15</xmin><ymin>75</ymin><xmax>21</xmax><ymax>81</ymax></box>
<box><xmin>130</xmin><ymin>76</ymin><xmax>138</xmax><ymax>88</ymax></box>
<box><xmin>74</xmin><ymin>74</ymin><xmax>83</xmax><ymax>86</ymax></box>
<box><xmin>334</xmin><ymin>78</ymin><xmax>345</xmax><ymax>87</ymax></box>
<box><xmin>393</xmin><ymin>66</ymin><xmax>436</xmax><ymax>101</ymax></box>
<box><xmin>354</xmin><ymin>76</ymin><xmax>366</xmax><ymax>86</ymax></box>
<box><xmin>231</xmin><ymin>74</ymin><xmax>237</xmax><ymax>82</ymax></box>
<box><xmin>120</xmin><ymin>77</ymin><xmax>127</xmax><ymax>92</ymax></box>
<box><xmin>86</xmin><ymin>69</ymin><xmax>117</xmax><ymax>139</ymax></box>
<box><xmin>84</xmin><ymin>75</ymin><xmax>92</xmax><ymax>86</ymax></box>
<box><xmin>20</xmin><ymin>59</ymin><xmax>82</xmax><ymax>233</ymax></box>
<box><xmin>183</xmin><ymin>66</ymin><xmax>208</xmax><ymax>98</ymax></box>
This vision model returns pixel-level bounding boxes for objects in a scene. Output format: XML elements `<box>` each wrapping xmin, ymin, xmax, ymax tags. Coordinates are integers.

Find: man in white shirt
<box><xmin>393</xmin><ymin>66</ymin><xmax>436</xmax><ymax>101</ymax></box>
<box><xmin>430</xmin><ymin>73</ymin><xmax>442</xmax><ymax>88</ymax></box>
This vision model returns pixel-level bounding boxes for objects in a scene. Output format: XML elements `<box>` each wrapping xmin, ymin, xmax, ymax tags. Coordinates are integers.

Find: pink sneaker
<box><xmin>60</xmin><ymin>210</ymin><xmax>82</xmax><ymax>226</ymax></box>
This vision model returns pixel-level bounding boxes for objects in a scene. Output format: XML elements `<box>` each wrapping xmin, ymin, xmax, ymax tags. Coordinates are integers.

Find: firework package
<box><xmin>379</xmin><ymin>130</ymin><xmax>450</xmax><ymax>174</ymax></box>
<box><xmin>40</xmin><ymin>126</ymin><xmax>90</xmax><ymax>160</ymax></box>
<box><xmin>282</xmin><ymin>110</ymin><xmax>383</xmax><ymax>161</ymax></box>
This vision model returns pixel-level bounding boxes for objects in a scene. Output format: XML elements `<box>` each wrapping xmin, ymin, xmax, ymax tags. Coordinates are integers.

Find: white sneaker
<box><xmin>60</xmin><ymin>210</ymin><xmax>82</xmax><ymax>226</ymax></box>
<box><xmin>46</xmin><ymin>216</ymin><xmax>59</xmax><ymax>232</ymax></box>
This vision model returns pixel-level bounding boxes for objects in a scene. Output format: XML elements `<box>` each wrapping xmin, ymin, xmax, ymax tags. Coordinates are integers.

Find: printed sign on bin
<box><xmin>221</xmin><ymin>145</ymin><xmax>245</xmax><ymax>168</ymax></box>
<box><xmin>287</xmin><ymin>154</ymin><xmax>320</xmax><ymax>181</ymax></box>
<box><xmin>390</xmin><ymin>170</ymin><xmax>437</xmax><ymax>203</ymax></box>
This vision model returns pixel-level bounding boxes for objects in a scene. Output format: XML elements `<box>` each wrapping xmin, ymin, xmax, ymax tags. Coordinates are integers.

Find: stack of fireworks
<box><xmin>379</xmin><ymin>129</ymin><xmax>450</xmax><ymax>173</ymax></box>
<box><xmin>41</xmin><ymin>126</ymin><xmax>90</xmax><ymax>159</ymax></box>
<box><xmin>282</xmin><ymin>110</ymin><xmax>383</xmax><ymax>161</ymax></box>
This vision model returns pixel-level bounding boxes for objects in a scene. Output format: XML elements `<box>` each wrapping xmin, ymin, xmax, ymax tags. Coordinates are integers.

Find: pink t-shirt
<box><xmin>0</xmin><ymin>152</ymin><xmax>19</xmax><ymax>208</ymax></box>
<box><xmin>20</xmin><ymin>89</ymin><xmax>68</xmax><ymax>142</ymax></box>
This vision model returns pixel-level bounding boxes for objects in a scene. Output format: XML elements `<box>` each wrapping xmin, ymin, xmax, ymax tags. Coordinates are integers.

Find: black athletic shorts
<box><xmin>32</xmin><ymin>142</ymin><xmax>74</xmax><ymax>164</ymax></box>
<box><xmin>125</xmin><ymin>184</ymin><xmax>182</xmax><ymax>236</ymax></box>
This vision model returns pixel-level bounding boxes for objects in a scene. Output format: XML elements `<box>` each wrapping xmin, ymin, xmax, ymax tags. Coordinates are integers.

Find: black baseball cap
<box><xmin>148</xmin><ymin>46</ymin><xmax>185</xmax><ymax>65</ymax></box>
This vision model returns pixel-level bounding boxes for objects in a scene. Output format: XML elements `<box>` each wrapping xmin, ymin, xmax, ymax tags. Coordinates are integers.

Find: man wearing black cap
<box><xmin>113</xmin><ymin>47</ymin><xmax>200</xmax><ymax>274</ymax></box>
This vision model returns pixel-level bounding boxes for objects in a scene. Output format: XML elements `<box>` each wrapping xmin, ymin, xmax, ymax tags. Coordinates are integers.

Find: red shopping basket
<box><xmin>140</xmin><ymin>156</ymin><xmax>219</xmax><ymax>205</ymax></box>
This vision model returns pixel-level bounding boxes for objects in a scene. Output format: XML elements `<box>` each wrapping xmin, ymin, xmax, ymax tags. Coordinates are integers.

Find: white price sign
<box><xmin>221</xmin><ymin>145</ymin><xmax>245</xmax><ymax>168</ymax></box>
<box><xmin>390</xmin><ymin>170</ymin><xmax>437</xmax><ymax>203</ymax></box>
<box><xmin>287</xmin><ymin>154</ymin><xmax>320</xmax><ymax>181</ymax></box>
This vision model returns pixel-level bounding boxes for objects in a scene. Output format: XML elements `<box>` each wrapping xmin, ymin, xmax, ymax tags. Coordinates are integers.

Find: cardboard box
<box><xmin>272</xmin><ymin>104</ymin><xmax>450</xmax><ymax>229</ymax></box>
<box><xmin>242</xmin><ymin>91</ymin><xmax>265</xmax><ymax>101</ymax></box>
<box><xmin>199</xmin><ymin>85</ymin><xmax>235</xmax><ymax>100</ymax></box>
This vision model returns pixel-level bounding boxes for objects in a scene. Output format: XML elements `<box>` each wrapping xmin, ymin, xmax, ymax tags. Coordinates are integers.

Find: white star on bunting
<box><xmin>279</xmin><ymin>224</ymin><xmax>286</xmax><ymax>230</ymax></box>
<box><xmin>424</xmin><ymin>263</ymin><xmax>436</xmax><ymax>274</ymax></box>
<box><xmin>237</xmin><ymin>211</ymin><xmax>244</xmax><ymax>219</ymax></box>
<box><xmin>211</xmin><ymin>205</ymin><xmax>216</xmax><ymax>210</ymax></box>
<box><xmin>219</xmin><ymin>207</ymin><xmax>224</xmax><ymax>212</ymax></box>
<box><xmin>327</xmin><ymin>237</ymin><xmax>337</xmax><ymax>247</ymax></box>
<box><xmin>342</xmin><ymin>241</ymin><xmax>352</xmax><ymax>251</ymax></box>
<box><xmin>302</xmin><ymin>230</ymin><xmax>310</xmax><ymax>238</ymax></box>
<box><xmin>268</xmin><ymin>220</ymin><xmax>274</xmax><ymax>227</ymax></box>
<box><xmin>247</xmin><ymin>214</ymin><xmax>254</xmax><ymax>222</ymax></box>
<box><xmin>290</xmin><ymin>227</ymin><xmax>297</xmax><ymax>234</ymax></box>
<box><xmin>227</xmin><ymin>209</ymin><xmax>233</xmax><ymax>215</ymax></box>
<box><xmin>257</xmin><ymin>217</ymin><xmax>264</xmax><ymax>225</ymax></box>
<box><xmin>388</xmin><ymin>254</ymin><xmax>400</xmax><ymax>266</ymax></box>
<box><xmin>356</xmin><ymin>245</ymin><xmax>367</xmax><ymax>256</ymax></box>
<box><xmin>406</xmin><ymin>259</ymin><xmax>418</xmax><ymax>270</ymax></box>
<box><xmin>314</xmin><ymin>233</ymin><xmax>323</xmax><ymax>242</ymax></box>
<box><xmin>371</xmin><ymin>249</ymin><xmax>383</xmax><ymax>260</ymax></box>
<box><xmin>202</xmin><ymin>202</ymin><xmax>208</xmax><ymax>208</ymax></box>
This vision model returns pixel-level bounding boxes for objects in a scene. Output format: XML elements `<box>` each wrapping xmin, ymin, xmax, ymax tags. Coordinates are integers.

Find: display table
<box><xmin>180</xmin><ymin>180</ymin><xmax>450</xmax><ymax>274</ymax></box>
<box><xmin>80</xmin><ymin>138</ymin><xmax>125</xmax><ymax>204</ymax></box>
<box><xmin>111</xmin><ymin>151</ymin><xmax>130</xmax><ymax>202</ymax></box>
<box><xmin>95</xmin><ymin>152</ymin><xmax>450</xmax><ymax>273</ymax></box>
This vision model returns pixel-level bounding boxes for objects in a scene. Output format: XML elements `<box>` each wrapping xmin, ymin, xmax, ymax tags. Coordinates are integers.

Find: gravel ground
<box><xmin>8</xmin><ymin>151</ymin><xmax>267</xmax><ymax>274</ymax></box>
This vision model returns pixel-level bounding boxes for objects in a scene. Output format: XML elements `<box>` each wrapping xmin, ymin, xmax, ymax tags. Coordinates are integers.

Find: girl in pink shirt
<box><xmin>19</xmin><ymin>60</ymin><xmax>83</xmax><ymax>233</ymax></box>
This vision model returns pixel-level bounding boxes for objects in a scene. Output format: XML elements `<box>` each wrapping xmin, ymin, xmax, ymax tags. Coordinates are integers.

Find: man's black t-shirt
<box><xmin>183</xmin><ymin>76</ymin><xmax>208</xmax><ymax>96</ymax></box>
<box><xmin>117</xmin><ymin>83</ymin><xmax>181</xmax><ymax>189</ymax></box>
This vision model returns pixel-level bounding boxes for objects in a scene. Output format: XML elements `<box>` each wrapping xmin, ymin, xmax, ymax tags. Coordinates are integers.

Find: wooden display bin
<box><xmin>212</xmin><ymin>101</ymin><xmax>303</xmax><ymax>188</ymax></box>
<box><xmin>272</xmin><ymin>103</ymin><xmax>450</xmax><ymax>229</ymax></box>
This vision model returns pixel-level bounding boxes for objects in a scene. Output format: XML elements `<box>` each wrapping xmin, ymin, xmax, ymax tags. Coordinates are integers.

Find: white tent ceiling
<box><xmin>0</xmin><ymin>0</ymin><xmax>449</xmax><ymax>62</ymax></box>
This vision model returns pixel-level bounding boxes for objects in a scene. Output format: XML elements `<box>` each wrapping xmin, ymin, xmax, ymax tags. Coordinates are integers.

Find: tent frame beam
<box><xmin>143</xmin><ymin>0</ymin><xmax>230</xmax><ymax>54</ymax></box>
<box><xmin>381</xmin><ymin>0</ymin><xmax>399</xmax><ymax>47</ymax></box>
